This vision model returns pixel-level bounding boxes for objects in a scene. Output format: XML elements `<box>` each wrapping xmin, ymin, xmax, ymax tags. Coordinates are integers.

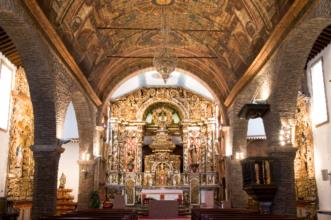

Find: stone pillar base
<box><xmin>226</xmin><ymin>159</ymin><xmax>248</xmax><ymax>208</ymax></box>
<box><xmin>77</xmin><ymin>160</ymin><xmax>96</xmax><ymax>210</ymax></box>
<box><xmin>268</xmin><ymin>145</ymin><xmax>297</xmax><ymax>216</ymax></box>
<box><xmin>31</xmin><ymin>145</ymin><xmax>64</xmax><ymax>220</ymax></box>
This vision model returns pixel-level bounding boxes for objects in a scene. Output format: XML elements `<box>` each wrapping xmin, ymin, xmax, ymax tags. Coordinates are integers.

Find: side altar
<box><xmin>105</xmin><ymin>88</ymin><xmax>221</xmax><ymax>206</ymax></box>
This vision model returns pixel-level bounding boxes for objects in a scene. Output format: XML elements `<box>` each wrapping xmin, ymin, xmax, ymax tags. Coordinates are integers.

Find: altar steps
<box><xmin>135</xmin><ymin>206</ymin><xmax>190</xmax><ymax>216</ymax></box>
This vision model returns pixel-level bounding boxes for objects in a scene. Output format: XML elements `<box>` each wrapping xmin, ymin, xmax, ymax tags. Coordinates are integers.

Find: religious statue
<box><xmin>189</xmin><ymin>144</ymin><xmax>198</xmax><ymax>164</ymax></box>
<box><xmin>157</xmin><ymin>163</ymin><xmax>168</xmax><ymax>186</ymax></box>
<box><xmin>59</xmin><ymin>172</ymin><xmax>66</xmax><ymax>189</ymax></box>
<box><xmin>15</xmin><ymin>145</ymin><xmax>23</xmax><ymax>168</ymax></box>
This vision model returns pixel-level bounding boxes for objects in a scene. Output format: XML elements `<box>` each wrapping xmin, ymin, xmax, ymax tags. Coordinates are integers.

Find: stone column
<box><xmin>93</xmin><ymin>126</ymin><xmax>105</xmax><ymax>191</ymax></box>
<box><xmin>77</xmin><ymin>160</ymin><xmax>96</xmax><ymax>210</ymax></box>
<box><xmin>31</xmin><ymin>145</ymin><xmax>64</xmax><ymax>220</ymax></box>
<box><xmin>268</xmin><ymin>146</ymin><xmax>297</xmax><ymax>216</ymax></box>
<box><xmin>226</xmin><ymin>105</ymin><xmax>249</xmax><ymax>208</ymax></box>
<box><xmin>226</xmin><ymin>159</ymin><xmax>248</xmax><ymax>208</ymax></box>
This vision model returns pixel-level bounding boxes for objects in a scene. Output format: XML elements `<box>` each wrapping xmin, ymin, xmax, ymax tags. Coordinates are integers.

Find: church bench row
<box><xmin>40</xmin><ymin>217</ymin><xmax>131</xmax><ymax>220</ymax></box>
<box><xmin>191</xmin><ymin>208</ymin><xmax>295</xmax><ymax>220</ymax></box>
<box><xmin>200</xmin><ymin>214</ymin><xmax>296</xmax><ymax>220</ymax></box>
<box><xmin>40</xmin><ymin>209</ymin><xmax>138</xmax><ymax>220</ymax></box>
<box><xmin>191</xmin><ymin>208</ymin><xmax>259</xmax><ymax>220</ymax></box>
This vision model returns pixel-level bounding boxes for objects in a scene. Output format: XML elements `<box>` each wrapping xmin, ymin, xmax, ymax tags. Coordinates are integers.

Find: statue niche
<box><xmin>156</xmin><ymin>163</ymin><xmax>169</xmax><ymax>186</ymax></box>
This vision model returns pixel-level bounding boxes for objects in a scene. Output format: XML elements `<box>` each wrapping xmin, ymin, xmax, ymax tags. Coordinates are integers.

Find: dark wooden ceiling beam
<box><xmin>306</xmin><ymin>24</ymin><xmax>331</xmax><ymax>67</ymax></box>
<box><xmin>0</xmin><ymin>38</ymin><xmax>12</xmax><ymax>46</ymax></box>
<box><xmin>2</xmin><ymin>46</ymin><xmax>17</xmax><ymax>54</ymax></box>
<box><xmin>0</xmin><ymin>35</ymin><xmax>9</xmax><ymax>41</ymax></box>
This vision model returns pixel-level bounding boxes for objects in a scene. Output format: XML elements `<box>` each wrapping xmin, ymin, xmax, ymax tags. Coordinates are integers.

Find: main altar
<box><xmin>141</xmin><ymin>189</ymin><xmax>183</xmax><ymax>202</ymax></box>
<box><xmin>105</xmin><ymin>88</ymin><xmax>220</xmax><ymax>206</ymax></box>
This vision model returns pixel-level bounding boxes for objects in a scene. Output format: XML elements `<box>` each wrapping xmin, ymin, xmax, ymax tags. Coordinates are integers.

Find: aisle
<box><xmin>138</xmin><ymin>216</ymin><xmax>191</xmax><ymax>220</ymax></box>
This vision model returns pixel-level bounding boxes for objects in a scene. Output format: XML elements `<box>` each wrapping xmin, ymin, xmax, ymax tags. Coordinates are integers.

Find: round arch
<box><xmin>108</xmin><ymin>67</ymin><xmax>219</xmax><ymax>103</ymax></box>
<box><xmin>0</xmin><ymin>0</ymin><xmax>56</xmax><ymax>145</ymax></box>
<box><xmin>263</xmin><ymin>15</ymin><xmax>331</xmax><ymax>144</ymax></box>
<box><xmin>137</xmin><ymin>98</ymin><xmax>189</xmax><ymax>121</ymax></box>
<box><xmin>98</xmin><ymin>66</ymin><xmax>229</xmax><ymax>126</ymax></box>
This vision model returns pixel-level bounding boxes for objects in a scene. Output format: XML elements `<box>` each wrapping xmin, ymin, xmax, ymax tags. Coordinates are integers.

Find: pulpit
<box><xmin>241</xmin><ymin>157</ymin><xmax>277</xmax><ymax>214</ymax></box>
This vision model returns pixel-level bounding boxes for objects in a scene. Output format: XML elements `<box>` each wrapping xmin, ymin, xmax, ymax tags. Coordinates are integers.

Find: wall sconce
<box><xmin>80</xmin><ymin>151</ymin><xmax>93</xmax><ymax>179</ymax></box>
<box><xmin>321</xmin><ymin>169</ymin><xmax>331</xmax><ymax>181</ymax></box>
<box><xmin>235</xmin><ymin>152</ymin><xmax>245</xmax><ymax>160</ymax></box>
<box><xmin>279</xmin><ymin>124</ymin><xmax>292</xmax><ymax>146</ymax></box>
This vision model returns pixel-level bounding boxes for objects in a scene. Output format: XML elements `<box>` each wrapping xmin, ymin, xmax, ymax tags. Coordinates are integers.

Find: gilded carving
<box><xmin>294</xmin><ymin>93</ymin><xmax>317</xmax><ymax>214</ymax></box>
<box><xmin>106</xmin><ymin>88</ymin><xmax>219</xmax><ymax>205</ymax></box>
<box><xmin>7</xmin><ymin>67</ymin><xmax>34</xmax><ymax>201</ymax></box>
<box><xmin>111</xmin><ymin>88</ymin><xmax>214</xmax><ymax>121</ymax></box>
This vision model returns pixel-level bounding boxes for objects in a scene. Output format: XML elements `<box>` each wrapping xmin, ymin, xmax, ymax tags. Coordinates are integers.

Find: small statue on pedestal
<box><xmin>59</xmin><ymin>172</ymin><xmax>66</xmax><ymax>189</ymax></box>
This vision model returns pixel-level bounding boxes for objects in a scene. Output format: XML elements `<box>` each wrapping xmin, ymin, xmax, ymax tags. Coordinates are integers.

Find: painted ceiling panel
<box><xmin>37</xmin><ymin>0</ymin><xmax>294</xmax><ymax>101</ymax></box>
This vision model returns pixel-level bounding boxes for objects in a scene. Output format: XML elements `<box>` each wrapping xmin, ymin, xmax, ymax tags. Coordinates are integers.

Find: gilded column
<box><xmin>182</xmin><ymin>124</ymin><xmax>189</xmax><ymax>172</ymax></box>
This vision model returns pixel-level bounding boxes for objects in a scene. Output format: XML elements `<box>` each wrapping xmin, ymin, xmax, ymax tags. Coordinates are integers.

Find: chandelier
<box><xmin>153</xmin><ymin>5</ymin><xmax>177</xmax><ymax>83</ymax></box>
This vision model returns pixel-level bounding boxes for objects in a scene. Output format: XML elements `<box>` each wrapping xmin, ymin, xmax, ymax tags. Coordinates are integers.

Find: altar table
<box><xmin>141</xmin><ymin>189</ymin><xmax>183</xmax><ymax>203</ymax></box>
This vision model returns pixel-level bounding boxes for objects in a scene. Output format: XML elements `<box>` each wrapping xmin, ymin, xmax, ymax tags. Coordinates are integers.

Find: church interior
<box><xmin>1</xmin><ymin>0</ymin><xmax>331</xmax><ymax>220</ymax></box>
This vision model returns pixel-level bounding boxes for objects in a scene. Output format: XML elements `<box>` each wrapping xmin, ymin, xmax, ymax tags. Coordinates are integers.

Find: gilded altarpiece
<box><xmin>294</xmin><ymin>93</ymin><xmax>317</xmax><ymax>216</ymax></box>
<box><xmin>7</xmin><ymin>67</ymin><xmax>34</xmax><ymax>201</ymax></box>
<box><xmin>106</xmin><ymin>88</ymin><xmax>219</xmax><ymax>206</ymax></box>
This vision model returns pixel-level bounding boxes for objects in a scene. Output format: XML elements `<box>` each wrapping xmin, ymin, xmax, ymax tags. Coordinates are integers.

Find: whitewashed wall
<box><xmin>307</xmin><ymin>43</ymin><xmax>331</xmax><ymax>219</ymax></box>
<box><xmin>58</xmin><ymin>103</ymin><xmax>79</xmax><ymax>202</ymax></box>
<box><xmin>0</xmin><ymin>55</ymin><xmax>16</xmax><ymax>198</ymax></box>
<box><xmin>0</xmin><ymin>130</ymin><xmax>10</xmax><ymax>197</ymax></box>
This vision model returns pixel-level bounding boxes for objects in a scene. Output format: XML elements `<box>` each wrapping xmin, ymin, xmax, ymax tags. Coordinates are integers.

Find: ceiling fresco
<box><xmin>37</xmin><ymin>0</ymin><xmax>294</xmax><ymax>101</ymax></box>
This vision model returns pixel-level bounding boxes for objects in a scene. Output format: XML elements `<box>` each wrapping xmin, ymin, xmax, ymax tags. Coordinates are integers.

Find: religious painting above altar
<box><xmin>105</xmin><ymin>88</ymin><xmax>221</xmax><ymax>206</ymax></box>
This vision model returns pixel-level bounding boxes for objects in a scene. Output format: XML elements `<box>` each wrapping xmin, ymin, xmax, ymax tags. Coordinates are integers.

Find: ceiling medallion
<box><xmin>152</xmin><ymin>0</ymin><xmax>174</xmax><ymax>6</ymax></box>
<box><xmin>153</xmin><ymin>4</ymin><xmax>177</xmax><ymax>83</ymax></box>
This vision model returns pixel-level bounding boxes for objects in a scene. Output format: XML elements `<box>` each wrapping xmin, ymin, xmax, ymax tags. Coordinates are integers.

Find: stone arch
<box><xmin>98</xmin><ymin>66</ymin><xmax>229</xmax><ymax>126</ymax></box>
<box><xmin>262</xmin><ymin>1</ymin><xmax>331</xmax><ymax>145</ymax></box>
<box><xmin>107</xmin><ymin>67</ymin><xmax>220</xmax><ymax>103</ymax></box>
<box><xmin>54</xmin><ymin>67</ymin><xmax>97</xmax><ymax>209</ymax></box>
<box><xmin>0</xmin><ymin>0</ymin><xmax>56</xmax><ymax>145</ymax></box>
<box><xmin>71</xmin><ymin>89</ymin><xmax>96</xmax><ymax>155</ymax></box>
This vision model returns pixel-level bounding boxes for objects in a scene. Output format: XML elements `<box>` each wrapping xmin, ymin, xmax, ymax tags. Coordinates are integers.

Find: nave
<box><xmin>1</xmin><ymin>0</ymin><xmax>331</xmax><ymax>220</ymax></box>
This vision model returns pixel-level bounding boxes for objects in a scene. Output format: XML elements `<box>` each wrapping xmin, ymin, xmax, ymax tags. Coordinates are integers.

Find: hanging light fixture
<box><xmin>153</xmin><ymin>5</ymin><xmax>177</xmax><ymax>83</ymax></box>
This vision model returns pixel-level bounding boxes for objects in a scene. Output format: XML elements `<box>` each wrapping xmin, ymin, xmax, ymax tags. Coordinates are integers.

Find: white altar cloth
<box><xmin>141</xmin><ymin>189</ymin><xmax>183</xmax><ymax>202</ymax></box>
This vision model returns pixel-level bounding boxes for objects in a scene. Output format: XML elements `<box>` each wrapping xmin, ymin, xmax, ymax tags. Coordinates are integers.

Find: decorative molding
<box><xmin>23</xmin><ymin>0</ymin><xmax>102</xmax><ymax>106</ymax></box>
<box><xmin>224</xmin><ymin>0</ymin><xmax>315</xmax><ymax>107</ymax></box>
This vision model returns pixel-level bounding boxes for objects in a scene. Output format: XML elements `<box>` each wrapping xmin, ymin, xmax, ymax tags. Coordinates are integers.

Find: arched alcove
<box><xmin>58</xmin><ymin>102</ymin><xmax>80</xmax><ymax>202</ymax></box>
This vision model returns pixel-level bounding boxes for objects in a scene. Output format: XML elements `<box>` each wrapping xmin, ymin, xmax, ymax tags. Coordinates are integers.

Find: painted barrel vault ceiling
<box><xmin>35</xmin><ymin>0</ymin><xmax>302</xmax><ymax>103</ymax></box>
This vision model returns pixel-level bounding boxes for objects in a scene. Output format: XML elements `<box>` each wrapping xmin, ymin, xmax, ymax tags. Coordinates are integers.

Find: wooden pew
<box><xmin>191</xmin><ymin>208</ymin><xmax>296</xmax><ymax>220</ymax></box>
<box><xmin>40</xmin><ymin>209</ymin><xmax>138</xmax><ymax>220</ymax></box>
<box><xmin>191</xmin><ymin>208</ymin><xmax>258</xmax><ymax>220</ymax></box>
